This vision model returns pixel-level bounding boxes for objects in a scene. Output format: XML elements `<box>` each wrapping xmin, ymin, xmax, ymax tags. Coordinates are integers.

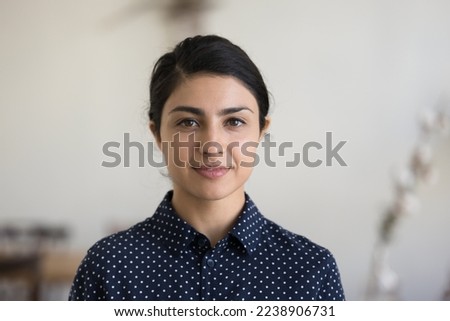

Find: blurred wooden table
<box><xmin>0</xmin><ymin>250</ymin><xmax>84</xmax><ymax>300</ymax></box>
<box><xmin>40</xmin><ymin>251</ymin><xmax>84</xmax><ymax>283</ymax></box>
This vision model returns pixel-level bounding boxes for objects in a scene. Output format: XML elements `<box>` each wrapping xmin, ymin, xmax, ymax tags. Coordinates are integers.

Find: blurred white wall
<box><xmin>1</xmin><ymin>0</ymin><xmax>450</xmax><ymax>300</ymax></box>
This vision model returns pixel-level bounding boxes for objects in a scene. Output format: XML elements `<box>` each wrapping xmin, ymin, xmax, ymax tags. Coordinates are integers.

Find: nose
<box><xmin>199</xmin><ymin>124</ymin><xmax>224</xmax><ymax>157</ymax></box>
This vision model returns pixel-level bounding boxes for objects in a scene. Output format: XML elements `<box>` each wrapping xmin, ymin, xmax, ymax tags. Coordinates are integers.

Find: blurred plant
<box><xmin>366</xmin><ymin>107</ymin><xmax>449</xmax><ymax>300</ymax></box>
<box><xmin>101</xmin><ymin>0</ymin><xmax>216</xmax><ymax>42</ymax></box>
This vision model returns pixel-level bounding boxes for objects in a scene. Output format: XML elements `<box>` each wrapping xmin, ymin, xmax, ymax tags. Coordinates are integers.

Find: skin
<box><xmin>150</xmin><ymin>74</ymin><xmax>270</xmax><ymax>246</ymax></box>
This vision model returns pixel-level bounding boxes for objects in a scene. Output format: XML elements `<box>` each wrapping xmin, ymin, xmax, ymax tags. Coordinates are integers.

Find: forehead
<box><xmin>163</xmin><ymin>74</ymin><xmax>258</xmax><ymax>114</ymax></box>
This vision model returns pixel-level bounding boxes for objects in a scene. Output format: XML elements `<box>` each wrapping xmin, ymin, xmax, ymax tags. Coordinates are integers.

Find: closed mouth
<box><xmin>192</xmin><ymin>165</ymin><xmax>231</xmax><ymax>178</ymax></box>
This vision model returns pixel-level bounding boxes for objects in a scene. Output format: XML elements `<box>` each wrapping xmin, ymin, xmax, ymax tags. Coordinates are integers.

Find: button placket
<box><xmin>199</xmin><ymin>237</ymin><xmax>229</xmax><ymax>299</ymax></box>
<box><xmin>200</xmin><ymin>245</ymin><xmax>220</xmax><ymax>300</ymax></box>
<box><xmin>197</xmin><ymin>237</ymin><xmax>208</xmax><ymax>248</ymax></box>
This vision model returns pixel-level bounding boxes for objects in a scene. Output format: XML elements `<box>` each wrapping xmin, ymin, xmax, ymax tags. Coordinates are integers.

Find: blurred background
<box><xmin>1</xmin><ymin>0</ymin><xmax>450</xmax><ymax>300</ymax></box>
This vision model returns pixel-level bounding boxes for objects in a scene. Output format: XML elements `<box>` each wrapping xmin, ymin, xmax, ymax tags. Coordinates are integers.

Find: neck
<box><xmin>171</xmin><ymin>188</ymin><xmax>245</xmax><ymax>247</ymax></box>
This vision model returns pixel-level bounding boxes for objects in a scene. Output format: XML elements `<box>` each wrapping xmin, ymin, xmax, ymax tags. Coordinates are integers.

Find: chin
<box><xmin>187</xmin><ymin>184</ymin><xmax>244</xmax><ymax>202</ymax></box>
<box><xmin>192</xmin><ymin>188</ymin><xmax>233</xmax><ymax>201</ymax></box>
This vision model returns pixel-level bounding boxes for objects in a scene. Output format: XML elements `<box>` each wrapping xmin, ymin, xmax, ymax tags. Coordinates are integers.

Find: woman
<box><xmin>69</xmin><ymin>35</ymin><xmax>345</xmax><ymax>300</ymax></box>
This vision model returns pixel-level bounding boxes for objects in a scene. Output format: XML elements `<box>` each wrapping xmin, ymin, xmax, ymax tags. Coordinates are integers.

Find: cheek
<box><xmin>160</xmin><ymin>136</ymin><xmax>200</xmax><ymax>168</ymax></box>
<box><xmin>228</xmin><ymin>137</ymin><xmax>260</xmax><ymax>168</ymax></box>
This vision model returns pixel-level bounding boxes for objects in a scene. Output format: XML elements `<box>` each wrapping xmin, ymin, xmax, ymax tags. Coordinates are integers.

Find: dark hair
<box><xmin>149</xmin><ymin>35</ymin><xmax>269</xmax><ymax>135</ymax></box>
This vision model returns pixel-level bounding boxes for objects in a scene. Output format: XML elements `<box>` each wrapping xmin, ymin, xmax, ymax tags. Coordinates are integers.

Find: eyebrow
<box><xmin>169</xmin><ymin>106</ymin><xmax>253</xmax><ymax>116</ymax></box>
<box><xmin>218</xmin><ymin>106</ymin><xmax>254</xmax><ymax>116</ymax></box>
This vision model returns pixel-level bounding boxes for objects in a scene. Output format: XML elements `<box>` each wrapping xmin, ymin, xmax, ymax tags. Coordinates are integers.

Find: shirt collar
<box><xmin>147</xmin><ymin>191</ymin><xmax>198</xmax><ymax>256</ymax></box>
<box><xmin>229</xmin><ymin>193</ymin><xmax>266</xmax><ymax>255</ymax></box>
<box><xmin>148</xmin><ymin>191</ymin><xmax>265</xmax><ymax>256</ymax></box>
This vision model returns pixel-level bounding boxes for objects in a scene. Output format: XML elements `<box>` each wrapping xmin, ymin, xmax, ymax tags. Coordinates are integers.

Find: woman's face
<box><xmin>152</xmin><ymin>74</ymin><xmax>269</xmax><ymax>202</ymax></box>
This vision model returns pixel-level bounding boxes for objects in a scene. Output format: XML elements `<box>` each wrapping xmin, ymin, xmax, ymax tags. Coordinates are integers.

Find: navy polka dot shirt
<box><xmin>69</xmin><ymin>191</ymin><xmax>345</xmax><ymax>300</ymax></box>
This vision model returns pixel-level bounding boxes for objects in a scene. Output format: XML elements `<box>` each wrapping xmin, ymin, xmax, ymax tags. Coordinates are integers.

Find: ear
<box><xmin>149</xmin><ymin>121</ymin><xmax>162</xmax><ymax>150</ymax></box>
<box><xmin>259</xmin><ymin>116</ymin><xmax>271</xmax><ymax>141</ymax></box>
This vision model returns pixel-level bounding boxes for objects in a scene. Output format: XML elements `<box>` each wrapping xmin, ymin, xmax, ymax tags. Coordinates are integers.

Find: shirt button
<box><xmin>198</xmin><ymin>238</ymin><xmax>207</xmax><ymax>247</ymax></box>
<box><xmin>206</xmin><ymin>259</ymin><xmax>215</xmax><ymax>267</ymax></box>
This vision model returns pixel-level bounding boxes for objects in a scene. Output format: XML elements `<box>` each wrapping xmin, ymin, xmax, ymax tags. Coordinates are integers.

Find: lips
<box><xmin>193</xmin><ymin>166</ymin><xmax>230</xmax><ymax>179</ymax></box>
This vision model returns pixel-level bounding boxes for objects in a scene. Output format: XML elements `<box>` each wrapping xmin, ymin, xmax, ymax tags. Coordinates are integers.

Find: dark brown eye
<box><xmin>178</xmin><ymin>119</ymin><xmax>199</xmax><ymax>127</ymax></box>
<box><xmin>226</xmin><ymin>118</ymin><xmax>245</xmax><ymax>127</ymax></box>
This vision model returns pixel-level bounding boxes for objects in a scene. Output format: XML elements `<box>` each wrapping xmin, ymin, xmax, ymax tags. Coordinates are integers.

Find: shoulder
<box><xmin>261</xmin><ymin>218</ymin><xmax>345</xmax><ymax>298</ymax></box>
<box><xmin>262</xmin><ymin>217</ymin><xmax>337</xmax><ymax>264</ymax></box>
<box><xmin>256</xmin><ymin>217</ymin><xmax>345</xmax><ymax>300</ymax></box>
<box><xmin>69</xmin><ymin>219</ymin><xmax>153</xmax><ymax>300</ymax></box>
<box><xmin>84</xmin><ymin>218</ymin><xmax>153</xmax><ymax>258</ymax></box>
<box><xmin>241</xmin><ymin>194</ymin><xmax>337</xmax><ymax>265</ymax></box>
<box><xmin>74</xmin><ymin>218</ymin><xmax>156</xmax><ymax>276</ymax></box>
